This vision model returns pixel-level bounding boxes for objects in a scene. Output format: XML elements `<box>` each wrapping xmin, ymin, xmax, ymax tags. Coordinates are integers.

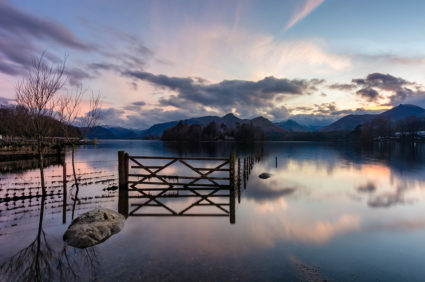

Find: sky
<box><xmin>2</xmin><ymin>0</ymin><xmax>425</xmax><ymax>128</ymax></box>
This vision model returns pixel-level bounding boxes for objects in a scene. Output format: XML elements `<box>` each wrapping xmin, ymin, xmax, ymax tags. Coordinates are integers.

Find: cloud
<box><xmin>285</xmin><ymin>0</ymin><xmax>325</xmax><ymax>30</ymax></box>
<box><xmin>352</xmin><ymin>73</ymin><xmax>423</xmax><ymax>104</ymax></box>
<box><xmin>97</xmin><ymin>105</ymin><xmax>220</xmax><ymax>129</ymax></box>
<box><xmin>356</xmin><ymin>88</ymin><xmax>380</xmax><ymax>102</ymax></box>
<box><xmin>0</xmin><ymin>1</ymin><xmax>96</xmax><ymax>88</ymax></box>
<box><xmin>125</xmin><ymin>71</ymin><xmax>320</xmax><ymax>119</ymax></box>
<box><xmin>0</xmin><ymin>2</ymin><xmax>90</xmax><ymax>50</ymax></box>
<box><xmin>327</xmin><ymin>83</ymin><xmax>357</xmax><ymax>91</ymax></box>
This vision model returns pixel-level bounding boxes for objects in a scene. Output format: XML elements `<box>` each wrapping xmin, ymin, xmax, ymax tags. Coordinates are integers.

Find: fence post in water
<box><xmin>118</xmin><ymin>151</ymin><xmax>129</xmax><ymax>217</ymax></box>
<box><xmin>62</xmin><ymin>160</ymin><xmax>67</xmax><ymax>224</ymax></box>
<box><xmin>229</xmin><ymin>153</ymin><xmax>236</xmax><ymax>224</ymax></box>
<box><xmin>275</xmin><ymin>156</ymin><xmax>278</xmax><ymax>168</ymax></box>
<box><xmin>243</xmin><ymin>157</ymin><xmax>247</xmax><ymax>188</ymax></box>
<box><xmin>237</xmin><ymin>157</ymin><xmax>241</xmax><ymax>203</ymax></box>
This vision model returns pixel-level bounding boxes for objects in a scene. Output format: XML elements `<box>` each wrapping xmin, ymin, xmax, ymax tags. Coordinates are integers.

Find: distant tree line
<box><xmin>161</xmin><ymin>121</ymin><xmax>265</xmax><ymax>142</ymax></box>
<box><xmin>0</xmin><ymin>105</ymin><xmax>81</xmax><ymax>139</ymax></box>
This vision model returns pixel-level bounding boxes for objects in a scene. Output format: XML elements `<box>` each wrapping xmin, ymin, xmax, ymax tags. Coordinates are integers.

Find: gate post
<box><xmin>118</xmin><ymin>151</ymin><xmax>129</xmax><ymax>216</ymax></box>
<box><xmin>229</xmin><ymin>153</ymin><xmax>236</xmax><ymax>224</ymax></box>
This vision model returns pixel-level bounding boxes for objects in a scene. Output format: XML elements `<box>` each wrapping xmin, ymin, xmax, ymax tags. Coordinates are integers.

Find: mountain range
<box><xmin>84</xmin><ymin>104</ymin><xmax>425</xmax><ymax>139</ymax></box>
<box><xmin>321</xmin><ymin>104</ymin><xmax>425</xmax><ymax>132</ymax></box>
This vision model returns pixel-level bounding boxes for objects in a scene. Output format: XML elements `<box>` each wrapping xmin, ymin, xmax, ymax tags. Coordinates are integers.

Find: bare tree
<box><xmin>16</xmin><ymin>53</ymin><xmax>66</xmax><ymax>195</ymax></box>
<box><xmin>57</xmin><ymin>89</ymin><xmax>102</xmax><ymax>219</ymax></box>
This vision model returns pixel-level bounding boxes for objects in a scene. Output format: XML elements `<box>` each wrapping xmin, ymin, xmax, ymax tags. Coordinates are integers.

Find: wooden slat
<box><xmin>128</xmin><ymin>195</ymin><xmax>230</xmax><ymax>198</ymax></box>
<box><xmin>130</xmin><ymin>165</ymin><xmax>163</xmax><ymax>169</ymax></box>
<box><xmin>128</xmin><ymin>181</ymin><xmax>230</xmax><ymax>187</ymax></box>
<box><xmin>128</xmin><ymin>174</ymin><xmax>230</xmax><ymax>181</ymax></box>
<box><xmin>131</xmin><ymin>166</ymin><xmax>230</xmax><ymax>171</ymax></box>
<box><xmin>129</xmin><ymin>214</ymin><xmax>229</xmax><ymax>217</ymax></box>
<box><xmin>195</xmin><ymin>203</ymin><xmax>230</xmax><ymax>206</ymax></box>
<box><xmin>129</xmin><ymin>187</ymin><xmax>230</xmax><ymax>191</ymax></box>
<box><xmin>129</xmin><ymin>156</ymin><xmax>229</xmax><ymax>161</ymax></box>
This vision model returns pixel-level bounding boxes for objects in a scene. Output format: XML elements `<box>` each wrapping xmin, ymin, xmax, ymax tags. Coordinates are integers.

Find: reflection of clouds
<box><xmin>367</xmin><ymin>185</ymin><xmax>411</xmax><ymax>208</ymax></box>
<box><xmin>122</xmin><ymin>194</ymin><xmax>361</xmax><ymax>258</ymax></box>
<box><xmin>245</xmin><ymin>176</ymin><xmax>297</xmax><ymax>203</ymax></box>
<box><xmin>366</xmin><ymin>218</ymin><xmax>425</xmax><ymax>232</ymax></box>
<box><xmin>357</xmin><ymin>182</ymin><xmax>376</xmax><ymax>193</ymax></box>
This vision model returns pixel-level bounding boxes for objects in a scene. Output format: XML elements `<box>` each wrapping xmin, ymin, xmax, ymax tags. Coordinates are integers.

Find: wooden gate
<box><xmin>118</xmin><ymin>152</ymin><xmax>236</xmax><ymax>224</ymax></box>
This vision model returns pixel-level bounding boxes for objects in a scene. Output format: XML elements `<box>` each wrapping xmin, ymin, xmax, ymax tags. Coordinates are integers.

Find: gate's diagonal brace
<box><xmin>129</xmin><ymin>158</ymin><xmax>177</xmax><ymax>187</ymax></box>
<box><xmin>187</xmin><ymin>188</ymin><xmax>230</xmax><ymax>214</ymax></box>
<box><xmin>130</xmin><ymin>187</ymin><xmax>177</xmax><ymax>215</ymax></box>
<box><xmin>179</xmin><ymin>159</ymin><xmax>228</xmax><ymax>186</ymax></box>
<box><xmin>179</xmin><ymin>189</ymin><xmax>228</xmax><ymax>215</ymax></box>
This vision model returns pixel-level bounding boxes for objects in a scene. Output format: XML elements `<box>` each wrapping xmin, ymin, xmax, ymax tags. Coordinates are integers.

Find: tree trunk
<box><xmin>37</xmin><ymin>137</ymin><xmax>46</xmax><ymax>196</ymax></box>
<box><xmin>35</xmin><ymin>194</ymin><xmax>45</xmax><ymax>280</ymax></box>
<box><xmin>71</xmin><ymin>144</ymin><xmax>79</xmax><ymax>220</ymax></box>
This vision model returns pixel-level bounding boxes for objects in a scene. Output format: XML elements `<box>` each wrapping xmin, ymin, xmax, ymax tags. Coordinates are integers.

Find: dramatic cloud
<box><xmin>97</xmin><ymin>105</ymin><xmax>220</xmax><ymax>129</ymax></box>
<box><xmin>356</xmin><ymin>88</ymin><xmax>380</xmax><ymax>102</ymax></box>
<box><xmin>0</xmin><ymin>1</ymin><xmax>94</xmax><ymax>88</ymax></box>
<box><xmin>352</xmin><ymin>73</ymin><xmax>423</xmax><ymax>104</ymax></box>
<box><xmin>125</xmin><ymin>71</ymin><xmax>320</xmax><ymax>119</ymax></box>
<box><xmin>0</xmin><ymin>2</ymin><xmax>90</xmax><ymax>50</ymax></box>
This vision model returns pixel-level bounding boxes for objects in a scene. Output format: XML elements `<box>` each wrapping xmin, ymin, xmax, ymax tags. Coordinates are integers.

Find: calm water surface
<box><xmin>1</xmin><ymin>140</ymin><xmax>425</xmax><ymax>281</ymax></box>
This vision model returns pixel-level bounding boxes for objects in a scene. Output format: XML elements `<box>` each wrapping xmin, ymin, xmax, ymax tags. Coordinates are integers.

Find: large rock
<box><xmin>258</xmin><ymin>172</ymin><xmax>272</xmax><ymax>179</ymax></box>
<box><xmin>63</xmin><ymin>208</ymin><xmax>125</xmax><ymax>248</ymax></box>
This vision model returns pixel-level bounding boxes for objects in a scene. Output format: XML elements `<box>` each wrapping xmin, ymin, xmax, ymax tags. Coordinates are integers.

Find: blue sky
<box><xmin>1</xmin><ymin>0</ymin><xmax>425</xmax><ymax>128</ymax></box>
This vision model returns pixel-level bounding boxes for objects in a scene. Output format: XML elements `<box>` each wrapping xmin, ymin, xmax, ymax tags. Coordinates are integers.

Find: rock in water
<box><xmin>63</xmin><ymin>208</ymin><xmax>125</xmax><ymax>248</ymax></box>
<box><xmin>258</xmin><ymin>172</ymin><xmax>272</xmax><ymax>179</ymax></box>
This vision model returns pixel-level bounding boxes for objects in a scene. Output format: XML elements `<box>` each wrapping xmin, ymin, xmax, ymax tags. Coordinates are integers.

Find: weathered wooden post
<box><xmin>243</xmin><ymin>157</ymin><xmax>247</xmax><ymax>189</ymax></box>
<box><xmin>229</xmin><ymin>153</ymin><xmax>236</xmax><ymax>224</ymax></box>
<box><xmin>237</xmin><ymin>157</ymin><xmax>241</xmax><ymax>203</ymax></box>
<box><xmin>62</xmin><ymin>160</ymin><xmax>67</xmax><ymax>224</ymax></box>
<box><xmin>276</xmin><ymin>156</ymin><xmax>278</xmax><ymax>168</ymax></box>
<box><xmin>118</xmin><ymin>151</ymin><xmax>129</xmax><ymax>217</ymax></box>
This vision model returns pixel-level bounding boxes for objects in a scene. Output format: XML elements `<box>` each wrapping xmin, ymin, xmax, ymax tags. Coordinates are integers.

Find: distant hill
<box><xmin>250</xmin><ymin>116</ymin><xmax>287</xmax><ymax>135</ymax></box>
<box><xmin>83</xmin><ymin>126</ymin><xmax>116</xmax><ymax>139</ymax></box>
<box><xmin>106</xmin><ymin>126</ymin><xmax>140</xmax><ymax>139</ymax></box>
<box><xmin>379</xmin><ymin>104</ymin><xmax>425</xmax><ymax>120</ymax></box>
<box><xmin>321</xmin><ymin>104</ymin><xmax>425</xmax><ymax>132</ymax></box>
<box><xmin>140</xmin><ymin>116</ymin><xmax>218</xmax><ymax>138</ymax></box>
<box><xmin>321</xmin><ymin>114</ymin><xmax>377</xmax><ymax>132</ymax></box>
<box><xmin>275</xmin><ymin>119</ymin><xmax>310</xmax><ymax>132</ymax></box>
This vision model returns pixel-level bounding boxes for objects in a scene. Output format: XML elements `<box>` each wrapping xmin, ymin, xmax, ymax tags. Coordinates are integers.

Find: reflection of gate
<box><xmin>118</xmin><ymin>152</ymin><xmax>236</xmax><ymax>224</ymax></box>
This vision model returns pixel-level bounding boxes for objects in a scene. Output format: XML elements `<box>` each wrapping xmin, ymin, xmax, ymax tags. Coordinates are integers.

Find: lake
<box><xmin>1</xmin><ymin>140</ymin><xmax>425</xmax><ymax>281</ymax></box>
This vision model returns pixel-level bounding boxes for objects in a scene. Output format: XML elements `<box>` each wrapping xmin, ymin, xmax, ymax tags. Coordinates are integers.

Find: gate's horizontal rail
<box><xmin>128</xmin><ymin>174</ymin><xmax>230</xmax><ymax>181</ymax></box>
<box><xmin>128</xmin><ymin>181</ymin><xmax>230</xmax><ymax>187</ymax></box>
<box><xmin>131</xmin><ymin>203</ymin><xmax>230</xmax><ymax>207</ymax></box>
<box><xmin>129</xmin><ymin>156</ymin><xmax>229</xmax><ymax>161</ymax></box>
<box><xmin>128</xmin><ymin>195</ymin><xmax>230</xmax><ymax>198</ymax></box>
<box><xmin>129</xmin><ymin>187</ymin><xmax>230</xmax><ymax>191</ymax></box>
<box><xmin>130</xmin><ymin>166</ymin><xmax>230</xmax><ymax>172</ymax></box>
<box><xmin>129</xmin><ymin>214</ymin><xmax>229</xmax><ymax>217</ymax></box>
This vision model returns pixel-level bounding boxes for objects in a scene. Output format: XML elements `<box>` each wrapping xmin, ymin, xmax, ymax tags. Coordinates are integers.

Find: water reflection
<box><xmin>1</xmin><ymin>141</ymin><xmax>425</xmax><ymax>281</ymax></box>
<box><xmin>0</xmin><ymin>195</ymin><xmax>99</xmax><ymax>281</ymax></box>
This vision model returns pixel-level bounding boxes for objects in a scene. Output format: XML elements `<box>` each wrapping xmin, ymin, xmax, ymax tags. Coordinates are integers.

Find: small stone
<box><xmin>63</xmin><ymin>208</ymin><xmax>125</xmax><ymax>248</ymax></box>
<box><xmin>258</xmin><ymin>172</ymin><xmax>272</xmax><ymax>179</ymax></box>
